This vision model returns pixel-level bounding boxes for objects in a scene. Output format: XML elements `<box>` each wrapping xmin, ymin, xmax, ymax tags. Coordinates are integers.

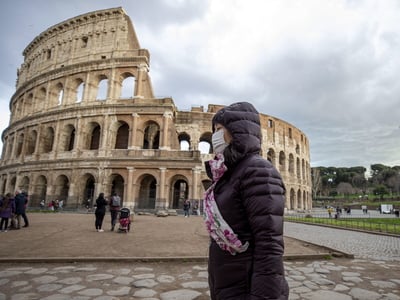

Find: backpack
<box><xmin>111</xmin><ymin>196</ymin><xmax>121</xmax><ymax>207</ymax></box>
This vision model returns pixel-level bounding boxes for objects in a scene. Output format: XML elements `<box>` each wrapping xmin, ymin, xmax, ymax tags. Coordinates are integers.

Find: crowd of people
<box><xmin>0</xmin><ymin>190</ymin><xmax>29</xmax><ymax>232</ymax></box>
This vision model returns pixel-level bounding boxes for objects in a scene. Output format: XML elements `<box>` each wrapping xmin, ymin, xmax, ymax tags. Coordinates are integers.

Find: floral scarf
<box><xmin>203</xmin><ymin>153</ymin><xmax>249</xmax><ymax>255</ymax></box>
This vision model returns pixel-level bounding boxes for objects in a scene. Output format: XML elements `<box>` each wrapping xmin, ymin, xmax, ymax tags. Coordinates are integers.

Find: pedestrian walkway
<box><xmin>0</xmin><ymin>214</ymin><xmax>399</xmax><ymax>299</ymax></box>
<box><xmin>284</xmin><ymin>222</ymin><xmax>400</xmax><ymax>262</ymax></box>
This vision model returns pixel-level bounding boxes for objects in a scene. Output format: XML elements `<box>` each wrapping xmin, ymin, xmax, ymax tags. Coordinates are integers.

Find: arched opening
<box><xmin>290</xmin><ymin>188</ymin><xmax>295</xmax><ymax>210</ymax></box>
<box><xmin>110</xmin><ymin>174</ymin><xmax>125</xmax><ymax>205</ymax></box>
<box><xmin>120</xmin><ymin>75</ymin><xmax>135</xmax><ymax>98</ymax></box>
<box><xmin>41</xmin><ymin>127</ymin><xmax>55</xmax><ymax>153</ymax></box>
<box><xmin>143</xmin><ymin>122</ymin><xmax>160</xmax><ymax>149</ymax></box>
<box><xmin>16</xmin><ymin>133</ymin><xmax>24</xmax><ymax>157</ymax></box>
<box><xmin>297</xmin><ymin>189</ymin><xmax>302</xmax><ymax>209</ymax></box>
<box><xmin>170</xmin><ymin>178</ymin><xmax>189</xmax><ymax>209</ymax></box>
<box><xmin>9</xmin><ymin>177</ymin><xmax>17</xmax><ymax>195</ymax></box>
<box><xmin>267</xmin><ymin>148</ymin><xmax>275</xmax><ymax>165</ymax></box>
<box><xmin>33</xmin><ymin>175</ymin><xmax>47</xmax><ymax>207</ymax></box>
<box><xmin>36</xmin><ymin>87</ymin><xmax>46</xmax><ymax>112</ymax></box>
<box><xmin>83</xmin><ymin>175</ymin><xmax>95</xmax><ymax>208</ymax></box>
<box><xmin>20</xmin><ymin>176</ymin><xmax>29</xmax><ymax>196</ymax></box>
<box><xmin>178</xmin><ymin>132</ymin><xmax>191</xmax><ymax>151</ymax></box>
<box><xmin>289</xmin><ymin>154</ymin><xmax>294</xmax><ymax>174</ymax></box>
<box><xmin>54</xmin><ymin>175</ymin><xmax>69</xmax><ymax>203</ymax></box>
<box><xmin>115</xmin><ymin>122</ymin><xmax>129</xmax><ymax>149</ymax></box>
<box><xmin>60</xmin><ymin>124</ymin><xmax>75</xmax><ymax>151</ymax></box>
<box><xmin>26</xmin><ymin>130</ymin><xmax>37</xmax><ymax>155</ymax></box>
<box><xmin>199</xmin><ymin>132</ymin><xmax>212</xmax><ymax>154</ymax></box>
<box><xmin>137</xmin><ymin>175</ymin><xmax>157</xmax><ymax>209</ymax></box>
<box><xmin>96</xmin><ymin>77</ymin><xmax>108</xmax><ymax>100</ymax></box>
<box><xmin>90</xmin><ymin>124</ymin><xmax>101</xmax><ymax>150</ymax></box>
<box><xmin>76</xmin><ymin>80</ymin><xmax>85</xmax><ymax>103</ymax></box>
<box><xmin>279</xmin><ymin>151</ymin><xmax>286</xmax><ymax>173</ymax></box>
<box><xmin>296</xmin><ymin>157</ymin><xmax>301</xmax><ymax>179</ymax></box>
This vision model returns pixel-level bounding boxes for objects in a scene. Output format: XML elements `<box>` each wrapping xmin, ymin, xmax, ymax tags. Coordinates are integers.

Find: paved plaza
<box><xmin>0</xmin><ymin>213</ymin><xmax>399</xmax><ymax>299</ymax></box>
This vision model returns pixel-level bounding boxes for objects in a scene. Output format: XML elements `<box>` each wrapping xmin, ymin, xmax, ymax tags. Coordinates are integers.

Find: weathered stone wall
<box><xmin>0</xmin><ymin>7</ymin><xmax>311</xmax><ymax>212</ymax></box>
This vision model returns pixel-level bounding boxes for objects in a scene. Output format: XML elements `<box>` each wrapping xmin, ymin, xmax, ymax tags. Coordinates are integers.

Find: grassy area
<box><xmin>285</xmin><ymin>216</ymin><xmax>400</xmax><ymax>235</ymax></box>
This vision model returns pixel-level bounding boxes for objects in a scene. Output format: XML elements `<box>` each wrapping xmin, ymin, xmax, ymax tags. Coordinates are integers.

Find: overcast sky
<box><xmin>1</xmin><ymin>0</ymin><xmax>399</xmax><ymax>170</ymax></box>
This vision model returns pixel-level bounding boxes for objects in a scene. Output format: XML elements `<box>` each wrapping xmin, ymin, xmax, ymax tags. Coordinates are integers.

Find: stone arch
<box><xmin>59</xmin><ymin>124</ymin><xmax>76</xmax><ymax>151</ymax></box>
<box><xmin>297</xmin><ymin>189</ymin><xmax>302</xmax><ymax>209</ymax></box>
<box><xmin>199</xmin><ymin>132</ymin><xmax>212</xmax><ymax>154</ymax></box>
<box><xmin>20</xmin><ymin>176</ymin><xmax>30</xmax><ymax>195</ymax></box>
<box><xmin>26</xmin><ymin>129</ymin><xmax>37</xmax><ymax>155</ymax></box>
<box><xmin>25</xmin><ymin>93</ymin><xmax>34</xmax><ymax>116</ymax></box>
<box><xmin>96</xmin><ymin>75</ymin><xmax>108</xmax><ymax>100</ymax></box>
<box><xmin>88</xmin><ymin>122</ymin><xmax>101</xmax><ymax>150</ymax></box>
<box><xmin>303</xmin><ymin>190</ymin><xmax>307</xmax><ymax>210</ymax></box>
<box><xmin>9</xmin><ymin>176</ymin><xmax>17</xmax><ymax>195</ymax></box>
<box><xmin>290</xmin><ymin>188</ymin><xmax>295</xmax><ymax>210</ymax></box>
<box><xmin>288</xmin><ymin>153</ymin><xmax>294</xmax><ymax>174</ymax></box>
<box><xmin>202</xmin><ymin>179</ymin><xmax>212</xmax><ymax>192</ymax></box>
<box><xmin>54</xmin><ymin>175</ymin><xmax>69</xmax><ymax>203</ymax></box>
<box><xmin>35</xmin><ymin>87</ymin><xmax>46</xmax><ymax>112</ymax></box>
<box><xmin>40</xmin><ymin>126</ymin><xmax>55</xmax><ymax>153</ymax></box>
<box><xmin>115</xmin><ymin>122</ymin><xmax>129</xmax><ymax>149</ymax></box>
<box><xmin>110</xmin><ymin>174</ymin><xmax>125</xmax><ymax>204</ymax></box>
<box><xmin>6</xmin><ymin>135</ymin><xmax>14</xmax><ymax>159</ymax></box>
<box><xmin>169</xmin><ymin>175</ymin><xmax>189</xmax><ymax>209</ymax></box>
<box><xmin>16</xmin><ymin>132</ymin><xmax>24</xmax><ymax>158</ymax></box>
<box><xmin>296</xmin><ymin>157</ymin><xmax>301</xmax><ymax>179</ymax></box>
<box><xmin>279</xmin><ymin>151</ymin><xmax>286</xmax><ymax>173</ymax></box>
<box><xmin>302</xmin><ymin>159</ymin><xmax>306</xmax><ymax>180</ymax></box>
<box><xmin>81</xmin><ymin>173</ymin><xmax>96</xmax><ymax>208</ymax></box>
<box><xmin>72</xmin><ymin>78</ymin><xmax>85</xmax><ymax>103</ymax></box>
<box><xmin>119</xmin><ymin>72</ymin><xmax>135</xmax><ymax>98</ymax></box>
<box><xmin>50</xmin><ymin>82</ymin><xmax>64</xmax><ymax>107</ymax></box>
<box><xmin>33</xmin><ymin>175</ymin><xmax>47</xmax><ymax>205</ymax></box>
<box><xmin>267</xmin><ymin>148</ymin><xmax>276</xmax><ymax>165</ymax></box>
<box><xmin>178</xmin><ymin>132</ymin><xmax>191</xmax><ymax>151</ymax></box>
<box><xmin>137</xmin><ymin>174</ymin><xmax>157</xmax><ymax>209</ymax></box>
<box><xmin>143</xmin><ymin>121</ymin><xmax>160</xmax><ymax>149</ymax></box>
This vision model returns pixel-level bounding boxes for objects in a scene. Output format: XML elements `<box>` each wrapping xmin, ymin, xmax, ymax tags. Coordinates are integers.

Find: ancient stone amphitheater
<box><xmin>0</xmin><ymin>7</ymin><xmax>312</xmax><ymax>212</ymax></box>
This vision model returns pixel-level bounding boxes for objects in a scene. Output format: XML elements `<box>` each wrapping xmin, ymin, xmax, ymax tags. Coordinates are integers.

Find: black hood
<box><xmin>212</xmin><ymin>102</ymin><xmax>261</xmax><ymax>159</ymax></box>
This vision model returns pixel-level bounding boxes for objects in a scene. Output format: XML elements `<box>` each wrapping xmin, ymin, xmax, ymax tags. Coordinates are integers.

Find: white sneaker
<box><xmin>98</xmin><ymin>229</ymin><xmax>104</xmax><ymax>232</ymax></box>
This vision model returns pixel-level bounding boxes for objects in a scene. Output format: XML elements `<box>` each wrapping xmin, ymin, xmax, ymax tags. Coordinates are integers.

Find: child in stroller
<box><xmin>118</xmin><ymin>208</ymin><xmax>131</xmax><ymax>233</ymax></box>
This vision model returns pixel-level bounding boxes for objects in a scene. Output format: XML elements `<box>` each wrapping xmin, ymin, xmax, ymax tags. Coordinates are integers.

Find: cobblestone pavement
<box><xmin>284</xmin><ymin>222</ymin><xmax>400</xmax><ymax>262</ymax></box>
<box><xmin>0</xmin><ymin>220</ymin><xmax>399</xmax><ymax>299</ymax></box>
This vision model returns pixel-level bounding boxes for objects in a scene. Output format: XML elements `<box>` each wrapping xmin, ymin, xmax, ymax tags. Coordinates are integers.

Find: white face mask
<box><xmin>212</xmin><ymin>128</ymin><xmax>228</xmax><ymax>154</ymax></box>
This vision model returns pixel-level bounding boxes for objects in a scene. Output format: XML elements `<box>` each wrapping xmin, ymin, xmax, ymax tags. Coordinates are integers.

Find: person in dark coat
<box><xmin>14</xmin><ymin>190</ymin><xmax>29</xmax><ymax>228</ymax></box>
<box><xmin>204</xmin><ymin>102</ymin><xmax>289</xmax><ymax>299</ymax></box>
<box><xmin>94</xmin><ymin>193</ymin><xmax>108</xmax><ymax>232</ymax></box>
<box><xmin>0</xmin><ymin>193</ymin><xmax>15</xmax><ymax>232</ymax></box>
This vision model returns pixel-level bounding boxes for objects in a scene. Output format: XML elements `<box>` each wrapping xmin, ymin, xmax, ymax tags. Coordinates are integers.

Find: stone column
<box><xmin>100</xmin><ymin>114</ymin><xmax>110</xmax><ymax>154</ymax></box>
<box><xmin>126</xmin><ymin>167</ymin><xmax>134</xmax><ymax>209</ymax></box>
<box><xmin>160</xmin><ymin>111</ymin><xmax>172</xmax><ymax>150</ymax></box>
<box><xmin>129</xmin><ymin>113</ymin><xmax>140</xmax><ymax>149</ymax></box>
<box><xmin>158</xmin><ymin>167</ymin><xmax>167</xmax><ymax>209</ymax></box>
<box><xmin>135</xmin><ymin>63</ymin><xmax>148</xmax><ymax>98</ymax></box>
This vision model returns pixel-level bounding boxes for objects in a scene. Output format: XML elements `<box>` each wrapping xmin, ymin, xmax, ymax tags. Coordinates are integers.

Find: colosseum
<box><xmin>0</xmin><ymin>7</ymin><xmax>312</xmax><ymax>212</ymax></box>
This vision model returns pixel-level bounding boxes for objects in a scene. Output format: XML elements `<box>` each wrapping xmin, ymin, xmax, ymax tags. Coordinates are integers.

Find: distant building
<box><xmin>0</xmin><ymin>7</ymin><xmax>312</xmax><ymax>211</ymax></box>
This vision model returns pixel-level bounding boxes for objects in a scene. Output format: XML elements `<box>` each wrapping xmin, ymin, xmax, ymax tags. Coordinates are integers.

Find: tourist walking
<box><xmin>204</xmin><ymin>102</ymin><xmax>289</xmax><ymax>299</ymax></box>
<box><xmin>0</xmin><ymin>193</ymin><xmax>15</xmax><ymax>232</ymax></box>
<box><xmin>94</xmin><ymin>193</ymin><xmax>107</xmax><ymax>232</ymax></box>
<box><xmin>109</xmin><ymin>192</ymin><xmax>121</xmax><ymax>231</ymax></box>
<box><xmin>183</xmin><ymin>199</ymin><xmax>191</xmax><ymax>217</ymax></box>
<box><xmin>14</xmin><ymin>190</ymin><xmax>29</xmax><ymax>228</ymax></box>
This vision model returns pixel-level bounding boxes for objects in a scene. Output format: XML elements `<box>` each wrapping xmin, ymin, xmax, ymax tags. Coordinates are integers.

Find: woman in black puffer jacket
<box><xmin>204</xmin><ymin>102</ymin><xmax>289</xmax><ymax>299</ymax></box>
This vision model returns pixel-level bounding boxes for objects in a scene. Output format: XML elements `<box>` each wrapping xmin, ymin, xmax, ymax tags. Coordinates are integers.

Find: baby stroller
<box><xmin>118</xmin><ymin>208</ymin><xmax>131</xmax><ymax>233</ymax></box>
